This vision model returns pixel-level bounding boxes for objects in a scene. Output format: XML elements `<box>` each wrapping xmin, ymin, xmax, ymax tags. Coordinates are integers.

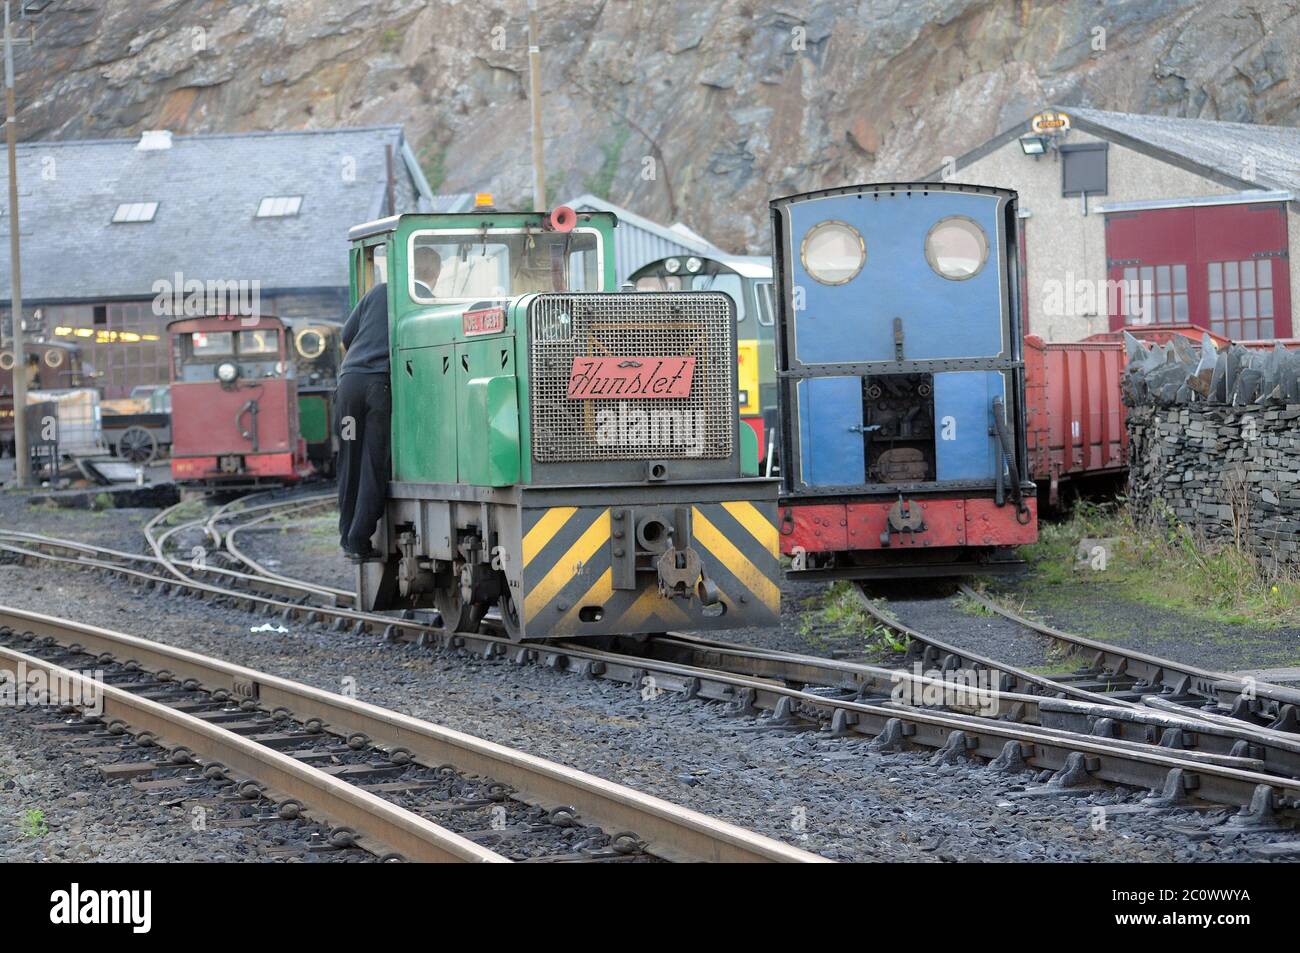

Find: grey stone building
<box><xmin>1</xmin><ymin>125</ymin><xmax>433</xmax><ymax>396</ymax></box>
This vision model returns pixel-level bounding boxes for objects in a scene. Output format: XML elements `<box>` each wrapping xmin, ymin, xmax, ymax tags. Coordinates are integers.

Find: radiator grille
<box><xmin>528</xmin><ymin>292</ymin><xmax>735</xmax><ymax>462</ymax></box>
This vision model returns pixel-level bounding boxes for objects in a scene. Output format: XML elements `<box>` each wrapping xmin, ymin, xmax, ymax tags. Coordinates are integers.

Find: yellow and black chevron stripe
<box><xmin>518</xmin><ymin>500</ymin><xmax>781</xmax><ymax>640</ymax></box>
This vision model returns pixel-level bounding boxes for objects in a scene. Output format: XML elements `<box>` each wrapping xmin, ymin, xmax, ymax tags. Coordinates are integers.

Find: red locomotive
<box><xmin>167</xmin><ymin>315</ymin><xmax>313</xmax><ymax>485</ymax></box>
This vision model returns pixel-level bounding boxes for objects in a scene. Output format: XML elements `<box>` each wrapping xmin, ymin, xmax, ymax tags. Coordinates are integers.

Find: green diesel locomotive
<box><xmin>348</xmin><ymin>203</ymin><xmax>780</xmax><ymax>641</ymax></box>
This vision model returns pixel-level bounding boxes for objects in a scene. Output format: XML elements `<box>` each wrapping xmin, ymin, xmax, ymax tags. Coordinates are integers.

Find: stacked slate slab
<box><xmin>1124</xmin><ymin>332</ymin><xmax>1300</xmax><ymax>567</ymax></box>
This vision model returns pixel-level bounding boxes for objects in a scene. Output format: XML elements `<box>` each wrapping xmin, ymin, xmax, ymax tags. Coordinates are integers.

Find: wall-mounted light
<box><xmin>1019</xmin><ymin>135</ymin><xmax>1048</xmax><ymax>156</ymax></box>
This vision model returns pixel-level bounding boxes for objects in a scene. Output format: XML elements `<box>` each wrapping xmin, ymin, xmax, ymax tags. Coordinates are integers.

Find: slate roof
<box><xmin>929</xmin><ymin>107</ymin><xmax>1300</xmax><ymax>197</ymax></box>
<box><xmin>1064</xmin><ymin>107</ymin><xmax>1300</xmax><ymax>194</ymax></box>
<box><xmin>0</xmin><ymin>125</ymin><xmax>435</xmax><ymax>303</ymax></box>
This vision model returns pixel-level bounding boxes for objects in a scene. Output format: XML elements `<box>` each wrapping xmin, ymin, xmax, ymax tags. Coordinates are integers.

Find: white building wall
<box><xmin>949</xmin><ymin>131</ymin><xmax>1245</xmax><ymax>342</ymax></box>
<box><xmin>1289</xmin><ymin>208</ymin><xmax>1300</xmax><ymax>336</ymax></box>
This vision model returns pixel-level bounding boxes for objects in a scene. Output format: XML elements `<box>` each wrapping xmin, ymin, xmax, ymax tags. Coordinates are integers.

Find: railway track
<box><xmin>2</xmin><ymin>496</ymin><xmax>1299</xmax><ymax>821</ymax></box>
<box><xmin>954</xmin><ymin>583</ymin><xmax>1300</xmax><ymax>729</ymax></box>
<box><xmin>0</xmin><ymin>605</ymin><xmax>823</xmax><ymax>864</ymax></box>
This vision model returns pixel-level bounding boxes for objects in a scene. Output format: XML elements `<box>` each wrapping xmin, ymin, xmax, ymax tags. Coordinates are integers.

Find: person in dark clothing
<box><xmin>335</xmin><ymin>249</ymin><xmax>441</xmax><ymax>559</ymax></box>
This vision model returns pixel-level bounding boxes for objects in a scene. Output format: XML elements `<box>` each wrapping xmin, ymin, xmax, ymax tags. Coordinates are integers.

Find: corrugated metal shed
<box><xmin>565</xmin><ymin>193</ymin><xmax>728</xmax><ymax>286</ymax></box>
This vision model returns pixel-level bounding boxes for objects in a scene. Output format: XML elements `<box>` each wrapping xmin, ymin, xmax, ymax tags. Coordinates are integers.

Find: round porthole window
<box><xmin>800</xmin><ymin>220</ymin><xmax>865</xmax><ymax>285</ymax></box>
<box><xmin>44</xmin><ymin>347</ymin><xmax>64</xmax><ymax>368</ymax></box>
<box><xmin>925</xmin><ymin>216</ymin><xmax>989</xmax><ymax>280</ymax></box>
<box><xmin>0</xmin><ymin>351</ymin><xmax>13</xmax><ymax>371</ymax></box>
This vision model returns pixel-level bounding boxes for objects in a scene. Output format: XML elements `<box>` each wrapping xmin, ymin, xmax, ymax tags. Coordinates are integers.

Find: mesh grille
<box><xmin>528</xmin><ymin>292</ymin><xmax>735</xmax><ymax>462</ymax></box>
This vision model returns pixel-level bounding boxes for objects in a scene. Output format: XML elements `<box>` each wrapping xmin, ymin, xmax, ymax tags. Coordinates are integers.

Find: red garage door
<box><xmin>1105</xmin><ymin>201</ymin><xmax>1291</xmax><ymax>339</ymax></box>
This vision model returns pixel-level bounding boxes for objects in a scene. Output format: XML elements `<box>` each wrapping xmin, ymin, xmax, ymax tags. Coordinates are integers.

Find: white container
<box><xmin>27</xmin><ymin>388</ymin><xmax>107</xmax><ymax>457</ymax></box>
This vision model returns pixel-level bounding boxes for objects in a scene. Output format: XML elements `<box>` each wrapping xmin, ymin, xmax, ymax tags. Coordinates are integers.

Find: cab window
<box><xmin>238</xmin><ymin>329</ymin><xmax>279</xmax><ymax>355</ymax></box>
<box><xmin>754</xmin><ymin>281</ymin><xmax>775</xmax><ymax>326</ymax></box>
<box><xmin>635</xmin><ymin>275</ymin><xmax>683</xmax><ymax>292</ymax></box>
<box><xmin>689</xmin><ymin>272</ymin><xmax>746</xmax><ymax>322</ymax></box>
<box><xmin>409</xmin><ymin>230</ymin><xmax>601</xmax><ymax>303</ymax></box>
<box><xmin>635</xmin><ymin>271</ymin><xmax>747</xmax><ymax>321</ymax></box>
<box><xmin>188</xmin><ymin>331</ymin><xmax>233</xmax><ymax>357</ymax></box>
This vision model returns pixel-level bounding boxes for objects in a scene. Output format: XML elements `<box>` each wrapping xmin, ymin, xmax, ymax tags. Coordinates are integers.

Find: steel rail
<box><xmin>5</xmin><ymin>532</ymin><xmax>1299</xmax><ymax>806</ymax></box>
<box><xmin>0</xmin><ymin>640</ymin><xmax>507</xmax><ymax>863</ymax></box>
<box><xmin>202</xmin><ymin>489</ymin><xmax>336</xmax><ymax>548</ymax></box>
<box><xmin>144</xmin><ymin>499</ymin><xmax>347</xmax><ymax>604</ymax></box>
<box><xmin>178</xmin><ymin>498</ymin><xmax>1300</xmax><ymax>775</ymax></box>
<box><xmin>622</xmin><ymin>630</ymin><xmax>1300</xmax><ymax>777</ymax></box>
<box><xmin>221</xmin><ymin>502</ymin><xmax>353</xmax><ymax>602</ymax></box>
<box><xmin>957</xmin><ymin>584</ymin><xmax>1300</xmax><ymax>716</ymax></box>
<box><xmin>0</xmin><ymin>529</ymin><xmax>342</xmax><ymax>607</ymax></box>
<box><xmin>10</xmin><ymin>534</ymin><xmax>1290</xmax><ymax>777</ymax></box>
<box><xmin>848</xmin><ymin>586</ymin><xmax>1140</xmax><ymax>708</ymax></box>
<box><xmin>0</xmin><ymin>606</ymin><xmax>825</xmax><ymax>863</ymax></box>
<box><xmin>527</xmin><ymin>638</ymin><xmax>1300</xmax><ymax>809</ymax></box>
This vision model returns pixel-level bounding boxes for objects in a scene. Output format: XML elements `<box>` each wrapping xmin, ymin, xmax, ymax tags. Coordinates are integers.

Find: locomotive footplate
<box><xmin>371</xmin><ymin>480</ymin><xmax>781</xmax><ymax>641</ymax></box>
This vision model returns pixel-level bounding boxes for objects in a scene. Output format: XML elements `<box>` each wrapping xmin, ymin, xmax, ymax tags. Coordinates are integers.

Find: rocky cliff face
<box><xmin>11</xmin><ymin>0</ymin><xmax>1300</xmax><ymax>252</ymax></box>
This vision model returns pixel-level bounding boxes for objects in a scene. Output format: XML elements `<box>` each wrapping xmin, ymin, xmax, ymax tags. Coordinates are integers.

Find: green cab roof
<box><xmin>347</xmin><ymin>208</ymin><xmax>619</xmax><ymax>243</ymax></box>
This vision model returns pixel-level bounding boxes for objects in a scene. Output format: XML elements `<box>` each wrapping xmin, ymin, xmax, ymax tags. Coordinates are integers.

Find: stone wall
<box><xmin>1127</xmin><ymin>403</ymin><xmax>1300</xmax><ymax>567</ymax></box>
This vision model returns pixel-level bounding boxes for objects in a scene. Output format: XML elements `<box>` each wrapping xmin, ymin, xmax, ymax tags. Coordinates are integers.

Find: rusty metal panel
<box><xmin>965</xmin><ymin>498</ymin><xmax>1038</xmax><ymax>546</ymax></box>
<box><xmin>847</xmin><ymin>499</ymin><xmax>966</xmax><ymax>549</ymax></box>
<box><xmin>778</xmin><ymin>503</ymin><xmax>848</xmax><ymax>555</ymax></box>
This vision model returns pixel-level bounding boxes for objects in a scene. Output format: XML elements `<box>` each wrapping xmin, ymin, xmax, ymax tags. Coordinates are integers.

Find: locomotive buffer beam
<box><xmin>880</xmin><ymin>493</ymin><xmax>925</xmax><ymax>548</ymax></box>
<box><xmin>609</xmin><ymin>506</ymin><xmax>721</xmax><ymax>606</ymax></box>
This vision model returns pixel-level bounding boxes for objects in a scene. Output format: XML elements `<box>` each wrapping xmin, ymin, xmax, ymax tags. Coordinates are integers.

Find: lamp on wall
<box><xmin>1021</xmin><ymin>110</ymin><xmax>1072</xmax><ymax>159</ymax></box>
<box><xmin>1019</xmin><ymin>135</ymin><xmax>1048</xmax><ymax>156</ymax></box>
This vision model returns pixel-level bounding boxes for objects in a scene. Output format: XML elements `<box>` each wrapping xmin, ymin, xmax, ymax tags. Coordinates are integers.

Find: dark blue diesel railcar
<box><xmin>770</xmin><ymin>182</ymin><xmax>1038</xmax><ymax>578</ymax></box>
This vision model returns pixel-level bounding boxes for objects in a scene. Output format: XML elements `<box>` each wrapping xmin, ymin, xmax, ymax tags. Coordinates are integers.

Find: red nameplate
<box><xmin>567</xmin><ymin>356</ymin><xmax>696</xmax><ymax>399</ymax></box>
<box><xmin>463</xmin><ymin>307</ymin><xmax>507</xmax><ymax>336</ymax></box>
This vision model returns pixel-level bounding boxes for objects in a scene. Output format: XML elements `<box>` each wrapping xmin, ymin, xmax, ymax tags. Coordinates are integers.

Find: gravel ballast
<box><xmin>0</xmin><ymin>494</ymin><xmax>1295</xmax><ymax>862</ymax></box>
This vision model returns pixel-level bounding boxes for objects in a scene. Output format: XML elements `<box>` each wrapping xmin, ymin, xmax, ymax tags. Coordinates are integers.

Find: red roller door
<box><xmin>1105</xmin><ymin>201</ymin><xmax>1290</xmax><ymax>339</ymax></box>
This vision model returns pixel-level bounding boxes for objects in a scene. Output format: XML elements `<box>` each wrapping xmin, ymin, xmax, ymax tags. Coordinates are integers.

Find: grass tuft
<box><xmin>1017</xmin><ymin>498</ymin><xmax>1300</xmax><ymax>628</ymax></box>
<box><xmin>799</xmin><ymin>582</ymin><xmax>909</xmax><ymax>656</ymax></box>
<box><xmin>21</xmin><ymin>808</ymin><xmax>48</xmax><ymax>838</ymax></box>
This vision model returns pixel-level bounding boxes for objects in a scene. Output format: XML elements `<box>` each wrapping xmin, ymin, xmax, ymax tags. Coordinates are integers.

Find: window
<box><xmin>408</xmin><ymin>230</ymin><xmax>601</xmax><ymax>303</ymax></box>
<box><xmin>754</xmin><ymin>281</ymin><xmax>775</xmax><ymax>326</ymax></box>
<box><xmin>237</xmin><ymin>329</ymin><xmax>279</xmax><ymax>355</ymax></box>
<box><xmin>1062</xmin><ymin>143</ymin><xmax>1107</xmax><ymax>196</ymax></box>
<box><xmin>800</xmin><ymin>220</ymin><xmax>865</xmax><ymax>285</ymax></box>
<box><xmin>1123</xmin><ymin>264</ymin><xmax>1188</xmax><ymax>324</ymax></box>
<box><xmin>632</xmin><ymin>271</ymin><xmax>749</xmax><ymax>321</ymax></box>
<box><xmin>925</xmin><ymin>216</ymin><xmax>988</xmax><ymax>280</ymax></box>
<box><xmin>1208</xmin><ymin>259</ymin><xmax>1274</xmax><ymax>340</ymax></box>
<box><xmin>635</xmin><ymin>275</ymin><xmax>682</xmax><ymax>292</ymax></box>
<box><xmin>47</xmin><ymin>302</ymin><xmax>168</xmax><ymax>398</ymax></box>
<box><xmin>256</xmin><ymin>196</ymin><xmax>303</xmax><ymax>218</ymax></box>
<box><xmin>189</xmin><ymin>331</ymin><xmax>234</xmax><ymax>357</ymax></box>
<box><xmin>112</xmin><ymin>202</ymin><xmax>158</xmax><ymax>223</ymax></box>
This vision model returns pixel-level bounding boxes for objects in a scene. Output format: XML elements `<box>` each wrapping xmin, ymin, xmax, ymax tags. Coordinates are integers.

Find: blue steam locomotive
<box><xmin>770</xmin><ymin>182</ymin><xmax>1038</xmax><ymax>578</ymax></box>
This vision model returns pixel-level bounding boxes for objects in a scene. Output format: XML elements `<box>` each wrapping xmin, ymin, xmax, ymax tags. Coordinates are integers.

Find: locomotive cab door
<box><xmin>795</xmin><ymin>376</ymin><xmax>865</xmax><ymax>486</ymax></box>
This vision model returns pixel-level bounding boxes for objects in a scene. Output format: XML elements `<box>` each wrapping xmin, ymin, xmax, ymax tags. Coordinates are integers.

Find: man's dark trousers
<box><xmin>335</xmin><ymin>372</ymin><xmax>391</xmax><ymax>554</ymax></box>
